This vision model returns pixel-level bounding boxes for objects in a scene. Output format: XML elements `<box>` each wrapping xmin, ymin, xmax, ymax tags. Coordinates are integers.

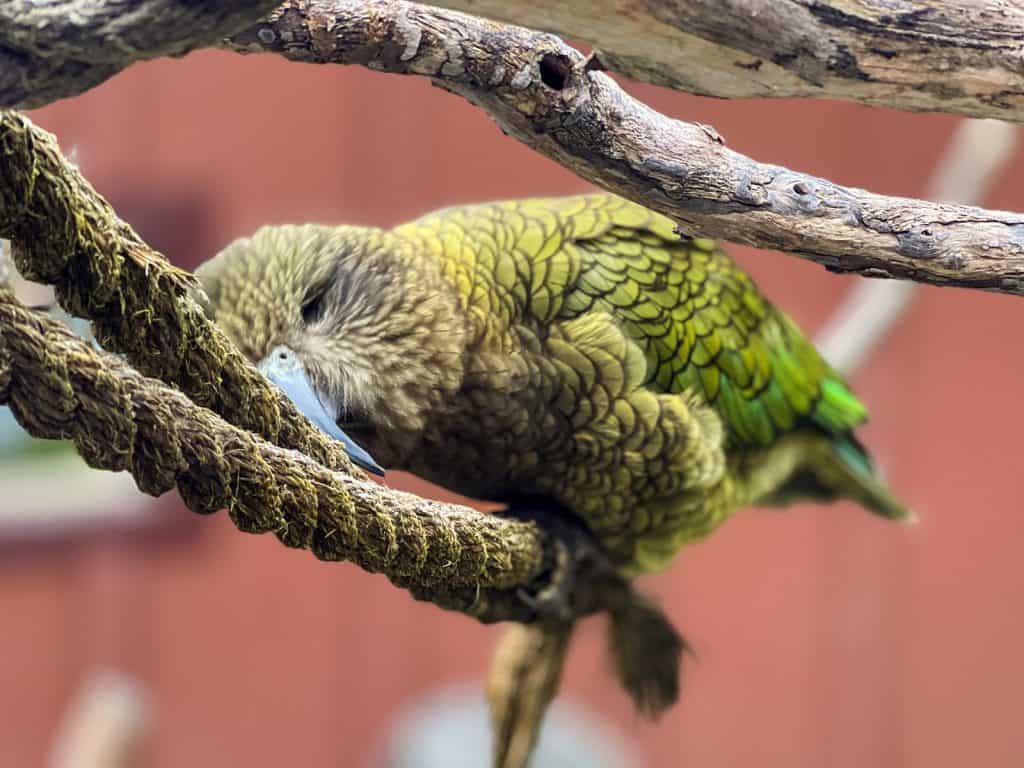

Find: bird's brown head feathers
<box><xmin>195</xmin><ymin>224</ymin><xmax>467</xmax><ymax>468</ymax></box>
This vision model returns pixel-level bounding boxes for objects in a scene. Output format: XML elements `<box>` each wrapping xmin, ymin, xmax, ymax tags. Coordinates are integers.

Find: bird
<box><xmin>195</xmin><ymin>193</ymin><xmax>909</xmax><ymax>715</ymax></box>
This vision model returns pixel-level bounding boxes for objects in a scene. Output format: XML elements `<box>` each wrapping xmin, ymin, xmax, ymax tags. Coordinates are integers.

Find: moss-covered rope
<box><xmin>0</xmin><ymin>109</ymin><xmax>357</xmax><ymax>476</ymax></box>
<box><xmin>0</xmin><ymin>289</ymin><xmax>555</xmax><ymax>614</ymax></box>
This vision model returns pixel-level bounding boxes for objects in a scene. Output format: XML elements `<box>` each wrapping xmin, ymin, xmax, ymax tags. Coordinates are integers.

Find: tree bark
<box><xmin>0</xmin><ymin>0</ymin><xmax>278</xmax><ymax>108</ymax></box>
<box><xmin>430</xmin><ymin>1</ymin><xmax>1024</xmax><ymax>122</ymax></box>
<box><xmin>4</xmin><ymin>1</ymin><xmax>1024</xmax><ymax>294</ymax></box>
<box><xmin>223</xmin><ymin>1</ymin><xmax>1024</xmax><ymax>296</ymax></box>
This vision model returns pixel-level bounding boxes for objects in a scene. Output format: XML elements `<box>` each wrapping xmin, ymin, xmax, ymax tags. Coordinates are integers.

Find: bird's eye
<box><xmin>301</xmin><ymin>293</ymin><xmax>326</xmax><ymax>324</ymax></box>
<box><xmin>336</xmin><ymin>402</ymin><xmax>371</xmax><ymax>431</ymax></box>
<box><xmin>337</xmin><ymin>403</ymin><xmax>359</xmax><ymax>426</ymax></box>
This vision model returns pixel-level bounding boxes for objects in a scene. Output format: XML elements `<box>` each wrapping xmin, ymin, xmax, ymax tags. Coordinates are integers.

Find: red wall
<box><xmin>2</xmin><ymin>48</ymin><xmax>1024</xmax><ymax>767</ymax></box>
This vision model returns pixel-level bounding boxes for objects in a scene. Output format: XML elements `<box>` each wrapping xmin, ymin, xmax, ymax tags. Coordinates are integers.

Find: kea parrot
<box><xmin>195</xmin><ymin>194</ymin><xmax>908</xmax><ymax>717</ymax></box>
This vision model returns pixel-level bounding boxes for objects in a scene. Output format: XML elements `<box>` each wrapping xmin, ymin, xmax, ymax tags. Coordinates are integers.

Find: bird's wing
<box><xmin>406</xmin><ymin>194</ymin><xmax>867</xmax><ymax>450</ymax></box>
<box><xmin>559</xmin><ymin>195</ymin><xmax>868</xmax><ymax>448</ymax></box>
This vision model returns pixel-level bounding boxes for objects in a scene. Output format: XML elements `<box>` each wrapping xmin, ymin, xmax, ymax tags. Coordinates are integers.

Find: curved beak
<box><xmin>258</xmin><ymin>346</ymin><xmax>385</xmax><ymax>476</ymax></box>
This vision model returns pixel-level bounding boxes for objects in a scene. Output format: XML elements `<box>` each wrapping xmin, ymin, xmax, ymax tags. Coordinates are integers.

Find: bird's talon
<box><xmin>517</xmin><ymin>535</ymin><xmax>579</xmax><ymax>622</ymax></box>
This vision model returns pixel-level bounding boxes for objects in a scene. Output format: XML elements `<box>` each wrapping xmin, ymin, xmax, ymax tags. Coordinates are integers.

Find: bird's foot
<box><xmin>516</xmin><ymin>535</ymin><xmax>576</xmax><ymax>622</ymax></box>
<box><xmin>499</xmin><ymin>498</ymin><xmax>608</xmax><ymax>623</ymax></box>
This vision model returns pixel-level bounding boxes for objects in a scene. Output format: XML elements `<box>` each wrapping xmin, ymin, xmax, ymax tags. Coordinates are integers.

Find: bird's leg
<box><xmin>497</xmin><ymin>496</ymin><xmax>610</xmax><ymax>623</ymax></box>
<box><xmin>520</xmin><ymin>533</ymin><xmax>574</xmax><ymax>622</ymax></box>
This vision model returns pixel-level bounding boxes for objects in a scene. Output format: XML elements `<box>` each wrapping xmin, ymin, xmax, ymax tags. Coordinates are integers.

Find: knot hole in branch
<box><xmin>539</xmin><ymin>53</ymin><xmax>572</xmax><ymax>90</ymax></box>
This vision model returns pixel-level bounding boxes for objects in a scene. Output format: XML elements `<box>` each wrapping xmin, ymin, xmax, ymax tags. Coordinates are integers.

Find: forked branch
<box><xmin>1</xmin><ymin>2</ymin><xmax>1023</xmax><ymax>294</ymax></box>
<box><xmin>221</xmin><ymin>1</ymin><xmax>1024</xmax><ymax>296</ymax></box>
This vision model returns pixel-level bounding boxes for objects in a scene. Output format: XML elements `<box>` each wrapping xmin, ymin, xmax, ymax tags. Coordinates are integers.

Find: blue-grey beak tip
<box><xmin>259</xmin><ymin>348</ymin><xmax>386</xmax><ymax>477</ymax></box>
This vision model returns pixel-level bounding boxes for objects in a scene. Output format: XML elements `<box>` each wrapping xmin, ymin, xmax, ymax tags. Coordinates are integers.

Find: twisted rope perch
<box><xmin>0</xmin><ymin>109</ymin><xmax>356</xmax><ymax>474</ymax></box>
<box><xmin>0</xmin><ymin>110</ymin><xmax>642</xmax><ymax>626</ymax></box>
<box><xmin>0</xmin><ymin>292</ymin><xmax>551</xmax><ymax>616</ymax></box>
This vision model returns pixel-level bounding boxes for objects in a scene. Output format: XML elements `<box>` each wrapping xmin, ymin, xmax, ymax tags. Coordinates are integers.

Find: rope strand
<box><xmin>0</xmin><ymin>292</ymin><xmax>549</xmax><ymax>611</ymax></box>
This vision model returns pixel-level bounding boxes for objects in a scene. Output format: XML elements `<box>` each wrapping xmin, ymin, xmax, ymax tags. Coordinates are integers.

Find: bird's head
<box><xmin>195</xmin><ymin>224</ymin><xmax>467</xmax><ymax>470</ymax></box>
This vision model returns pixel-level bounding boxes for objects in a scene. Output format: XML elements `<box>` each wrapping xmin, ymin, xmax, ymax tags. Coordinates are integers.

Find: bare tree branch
<box><xmin>0</xmin><ymin>0</ymin><xmax>279</xmax><ymax>108</ymax></box>
<box><xmin>817</xmin><ymin>118</ymin><xmax>1019</xmax><ymax>374</ymax></box>
<box><xmin>3</xmin><ymin>2</ymin><xmax>1024</xmax><ymax>295</ymax></box>
<box><xmin>429</xmin><ymin>1</ymin><xmax>1024</xmax><ymax>123</ymax></box>
<box><xmin>8</xmin><ymin>1</ymin><xmax>1024</xmax><ymax>124</ymax></box>
<box><xmin>220</xmin><ymin>1</ymin><xmax>1024</xmax><ymax>295</ymax></box>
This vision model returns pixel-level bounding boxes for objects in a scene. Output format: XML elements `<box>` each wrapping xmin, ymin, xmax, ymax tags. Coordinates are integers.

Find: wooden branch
<box><xmin>49</xmin><ymin>671</ymin><xmax>149</xmax><ymax>768</ymax></box>
<box><xmin>0</xmin><ymin>0</ymin><xmax>278</xmax><ymax>108</ymax></box>
<box><xmin>5</xmin><ymin>1</ymin><xmax>1024</xmax><ymax>294</ymax></box>
<box><xmin>220</xmin><ymin>1</ymin><xmax>1024</xmax><ymax>296</ymax></box>
<box><xmin>10</xmin><ymin>1</ymin><xmax>1022</xmax><ymax>123</ymax></box>
<box><xmin>430</xmin><ymin>1</ymin><xmax>1024</xmax><ymax>123</ymax></box>
<box><xmin>816</xmin><ymin>118</ymin><xmax>1019</xmax><ymax>374</ymax></box>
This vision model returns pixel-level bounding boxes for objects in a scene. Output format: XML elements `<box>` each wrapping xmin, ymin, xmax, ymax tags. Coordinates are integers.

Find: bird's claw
<box><xmin>500</xmin><ymin>498</ymin><xmax>609</xmax><ymax>623</ymax></box>
<box><xmin>517</xmin><ymin>536</ymin><xmax>576</xmax><ymax>622</ymax></box>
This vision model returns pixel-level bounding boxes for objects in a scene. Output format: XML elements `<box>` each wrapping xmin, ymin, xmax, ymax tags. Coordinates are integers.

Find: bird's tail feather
<box><xmin>608</xmin><ymin>592</ymin><xmax>686</xmax><ymax>718</ymax></box>
<box><xmin>828</xmin><ymin>435</ymin><xmax>913</xmax><ymax>522</ymax></box>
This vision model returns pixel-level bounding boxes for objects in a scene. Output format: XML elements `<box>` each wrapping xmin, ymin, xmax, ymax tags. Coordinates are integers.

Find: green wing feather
<box><xmin>406</xmin><ymin>194</ymin><xmax>867</xmax><ymax>447</ymax></box>
<box><xmin>544</xmin><ymin>195</ymin><xmax>866</xmax><ymax>447</ymax></box>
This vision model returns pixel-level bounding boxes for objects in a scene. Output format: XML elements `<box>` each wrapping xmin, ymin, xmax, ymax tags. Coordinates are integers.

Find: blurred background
<box><xmin>1</xmin><ymin>46</ymin><xmax>1023</xmax><ymax>767</ymax></box>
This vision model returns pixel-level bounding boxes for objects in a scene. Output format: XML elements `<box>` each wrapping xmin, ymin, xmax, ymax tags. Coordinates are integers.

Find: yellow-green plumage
<box><xmin>389</xmin><ymin>196</ymin><xmax>905</xmax><ymax>571</ymax></box>
<box><xmin>198</xmin><ymin>194</ymin><xmax>908</xmax><ymax>576</ymax></box>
